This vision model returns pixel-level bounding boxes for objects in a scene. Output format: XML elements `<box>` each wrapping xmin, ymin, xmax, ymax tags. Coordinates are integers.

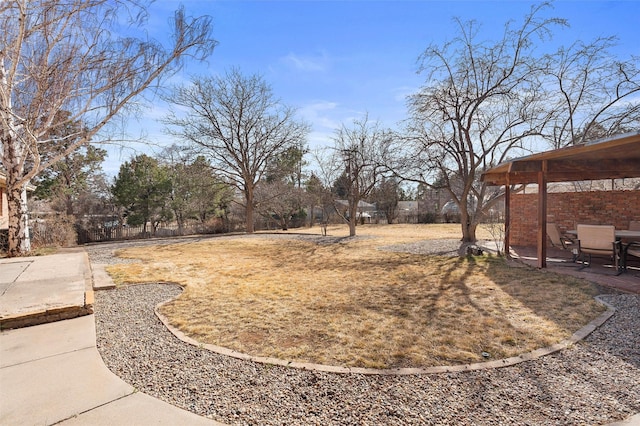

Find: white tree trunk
<box><xmin>3</xmin><ymin>116</ymin><xmax>32</xmax><ymax>256</ymax></box>
<box><xmin>6</xmin><ymin>184</ymin><xmax>30</xmax><ymax>256</ymax></box>
<box><xmin>20</xmin><ymin>188</ymin><xmax>30</xmax><ymax>252</ymax></box>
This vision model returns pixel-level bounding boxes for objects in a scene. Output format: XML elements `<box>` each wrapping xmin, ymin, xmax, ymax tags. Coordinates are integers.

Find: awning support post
<box><xmin>537</xmin><ymin>161</ymin><xmax>548</xmax><ymax>268</ymax></box>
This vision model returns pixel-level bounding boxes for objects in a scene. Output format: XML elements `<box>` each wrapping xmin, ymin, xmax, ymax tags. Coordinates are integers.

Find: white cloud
<box><xmin>299</xmin><ymin>101</ymin><xmax>341</xmax><ymax>130</ymax></box>
<box><xmin>391</xmin><ymin>85</ymin><xmax>418</xmax><ymax>102</ymax></box>
<box><xmin>282</xmin><ymin>51</ymin><xmax>330</xmax><ymax>72</ymax></box>
<box><xmin>299</xmin><ymin>101</ymin><xmax>367</xmax><ymax>127</ymax></box>
<box><xmin>618</xmin><ymin>93</ymin><xmax>640</xmax><ymax>107</ymax></box>
<box><xmin>307</xmin><ymin>130</ymin><xmax>334</xmax><ymax>150</ymax></box>
<box><xmin>299</xmin><ymin>101</ymin><xmax>376</xmax><ymax>150</ymax></box>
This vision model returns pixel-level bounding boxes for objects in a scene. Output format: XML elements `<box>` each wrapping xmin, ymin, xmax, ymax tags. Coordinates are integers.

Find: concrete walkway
<box><xmin>0</xmin><ymin>249</ymin><xmax>222</xmax><ymax>425</ymax></box>
<box><xmin>0</xmin><ymin>250</ymin><xmax>93</xmax><ymax>329</ymax></box>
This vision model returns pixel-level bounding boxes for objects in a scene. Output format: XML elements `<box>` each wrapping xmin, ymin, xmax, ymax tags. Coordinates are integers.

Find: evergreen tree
<box><xmin>111</xmin><ymin>155</ymin><xmax>173</xmax><ymax>235</ymax></box>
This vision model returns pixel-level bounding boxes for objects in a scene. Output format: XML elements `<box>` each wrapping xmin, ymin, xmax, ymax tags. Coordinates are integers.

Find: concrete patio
<box><xmin>509</xmin><ymin>245</ymin><xmax>640</xmax><ymax>295</ymax></box>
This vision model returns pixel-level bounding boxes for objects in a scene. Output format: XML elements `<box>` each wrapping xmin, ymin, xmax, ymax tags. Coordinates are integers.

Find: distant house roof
<box><xmin>398</xmin><ymin>201</ymin><xmax>418</xmax><ymax>211</ymax></box>
<box><xmin>335</xmin><ymin>200</ymin><xmax>376</xmax><ymax>210</ymax></box>
<box><xmin>481</xmin><ymin>131</ymin><xmax>640</xmax><ymax>186</ymax></box>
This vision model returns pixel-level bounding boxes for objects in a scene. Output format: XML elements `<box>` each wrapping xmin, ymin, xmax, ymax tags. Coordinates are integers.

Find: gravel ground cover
<box><xmin>88</xmin><ymin>237</ymin><xmax>640</xmax><ymax>425</ymax></box>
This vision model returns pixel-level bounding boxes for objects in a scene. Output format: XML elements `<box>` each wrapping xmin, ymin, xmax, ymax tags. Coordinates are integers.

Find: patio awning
<box><xmin>482</xmin><ymin>131</ymin><xmax>640</xmax><ymax>186</ymax></box>
<box><xmin>480</xmin><ymin>132</ymin><xmax>640</xmax><ymax>269</ymax></box>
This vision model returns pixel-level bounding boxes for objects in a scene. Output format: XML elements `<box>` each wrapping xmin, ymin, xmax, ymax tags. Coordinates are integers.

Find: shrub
<box><xmin>418</xmin><ymin>212</ymin><xmax>438</xmax><ymax>223</ymax></box>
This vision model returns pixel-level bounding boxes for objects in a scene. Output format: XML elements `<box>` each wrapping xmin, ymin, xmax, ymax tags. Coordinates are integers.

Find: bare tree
<box><xmin>255</xmin><ymin>180</ymin><xmax>306</xmax><ymax>231</ymax></box>
<box><xmin>386</xmin><ymin>3</ymin><xmax>564</xmax><ymax>243</ymax></box>
<box><xmin>0</xmin><ymin>0</ymin><xmax>216</xmax><ymax>256</ymax></box>
<box><xmin>163</xmin><ymin>69</ymin><xmax>309</xmax><ymax>233</ymax></box>
<box><xmin>159</xmin><ymin>147</ymin><xmax>233</xmax><ymax>235</ymax></box>
<box><xmin>543</xmin><ymin>37</ymin><xmax>640</xmax><ymax>148</ymax></box>
<box><xmin>331</xmin><ymin>115</ymin><xmax>388</xmax><ymax>237</ymax></box>
<box><xmin>254</xmin><ymin>144</ymin><xmax>308</xmax><ymax>230</ymax></box>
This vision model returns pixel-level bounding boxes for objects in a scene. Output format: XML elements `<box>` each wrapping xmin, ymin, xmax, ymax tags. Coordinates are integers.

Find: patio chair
<box><xmin>576</xmin><ymin>224</ymin><xmax>622</xmax><ymax>275</ymax></box>
<box><xmin>546</xmin><ymin>223</ymin><xmax>577</xmax><ymax>261</ymax></box>
<box><xmin>623</xmin><ymin>243</ymin><xmax>640</xmax><ymax>271</ymax></box>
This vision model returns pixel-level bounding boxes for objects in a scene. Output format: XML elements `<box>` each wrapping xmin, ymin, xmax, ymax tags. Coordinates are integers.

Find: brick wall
<box><xmin>510</xmin><ymin>190</ymin><xmax>640</xmax><ymax>246</ymax></box>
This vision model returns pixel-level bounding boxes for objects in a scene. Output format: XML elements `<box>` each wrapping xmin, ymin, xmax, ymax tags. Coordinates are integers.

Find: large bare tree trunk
<box><xmin>347</xmin><ymin>195</ymin><xmax>357</xmax><ymax>237</ymax></box>
<box><xmin>3</xmin><ymin>122</ymin><xmax>32</xmax><ymax>256</ymax></box>
<box><xmin>459</xmin><ymin>205</ymin><xmax>478</xmax><ymax>243</ymax></box>
<box><xmin>246</xmin><ymin>206</ymin><xmax>254</xmax><ymax>233</ymax></box>
<box><xmin>6</xmin><ymin>182</ymin><xmax>30</xmax><ymax>256</ymax></box>
<box><xmin>460</xmin><ymin>216</ymin><xmax>477</xmax><ymax>243</ymax></box>
<box><xmin>245</xmin><ymin>188</ymin><xmax>255</xmax><ymax>233</ymax></box>
<box><xmin>349</xmin><ymin>191</ymin><xmax>359</xmax><ymax>237</ymax></box>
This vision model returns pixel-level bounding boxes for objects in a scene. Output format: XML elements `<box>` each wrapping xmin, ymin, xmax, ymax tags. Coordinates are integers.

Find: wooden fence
<box><xmin>77</xmin><ymin>222</ymin><xmax>226</xmax><ymax>244</ymax></box>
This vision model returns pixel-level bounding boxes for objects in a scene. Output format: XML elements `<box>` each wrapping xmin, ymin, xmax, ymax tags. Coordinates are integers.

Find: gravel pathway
<box><xmin>88</xmin><ymin>237</ymin><xmax>640</xmax><ymax>425</ymax></box>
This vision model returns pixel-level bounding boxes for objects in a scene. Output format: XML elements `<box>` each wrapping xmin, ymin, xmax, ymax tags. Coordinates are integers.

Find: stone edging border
<box><xmin>153</xmin><ymin>284</ymin><xmax>616</xmax><ymax>376</ymax></box>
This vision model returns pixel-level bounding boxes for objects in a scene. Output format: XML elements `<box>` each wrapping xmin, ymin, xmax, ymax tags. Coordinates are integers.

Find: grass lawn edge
<box><xmin>153</xmin><ymin>284</ymin><xmax>616</xmax><ymax>375</ymax></box>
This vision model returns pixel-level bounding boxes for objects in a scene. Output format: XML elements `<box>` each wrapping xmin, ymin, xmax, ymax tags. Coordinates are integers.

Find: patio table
<box><xmin>566</xmin><ymin>229</ymin><xmax>640</xmax><ymax>239</ymax></box>
<box><xmin>615</xmin><ymin>230</ymin><xmax>640</xmax><ymax>271</ymax></box>
<box><xmin>612</xmin><ymin>230</ymin><xmax>640</xmax><ymax>240</ymax></box>
<box><xmin>567</xmin><ymin>229</ymin><xmax>640</xmax><ymax>272</ymax></box>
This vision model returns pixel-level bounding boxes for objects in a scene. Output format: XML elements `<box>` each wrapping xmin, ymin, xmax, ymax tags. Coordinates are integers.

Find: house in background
<box><xmin>397</xmin><ymin>200</ymin><xmax>418</xmax><ymax>223</ymax></box>
<box><xmin>334</xmin><ymin>200</ymin><xmax>377</xmax><ymax>223</ymax></box>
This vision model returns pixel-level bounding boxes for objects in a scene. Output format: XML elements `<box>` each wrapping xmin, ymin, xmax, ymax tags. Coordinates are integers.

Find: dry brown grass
<box><xmin>106</xmin><ymin>223</ymin><xmax>605</xmax><ymax>369</ymax></box>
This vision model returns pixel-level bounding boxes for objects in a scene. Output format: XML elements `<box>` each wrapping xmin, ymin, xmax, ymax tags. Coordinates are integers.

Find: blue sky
<box><xmin>102</xmin><ymin>0</ymin><xmax>640</xmax><ymax>175</ymax></box>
